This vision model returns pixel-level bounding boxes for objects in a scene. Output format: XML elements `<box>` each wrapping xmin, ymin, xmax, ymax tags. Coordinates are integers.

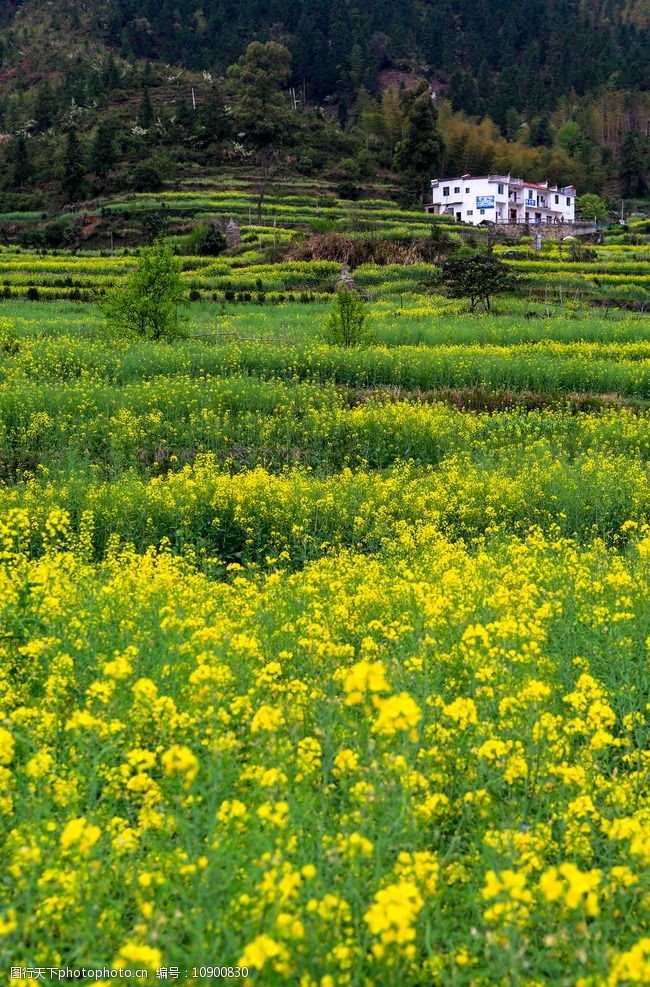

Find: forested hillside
<box><xmin>2</xmin><ymin>0</ymin><xmax>647</xmax><ymax>116</ymax></box>
<box><xmin>0</xmin><ymin>0</ymin><xmax>647</xmax><ymax>216</ymax></box>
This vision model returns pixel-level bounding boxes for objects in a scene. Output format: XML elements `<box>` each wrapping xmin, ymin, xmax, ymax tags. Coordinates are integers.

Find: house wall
<box><xmin>430</xmin><ymin>176</ymin><xmax>576</xmax><ymax>226</ymax></box>
<box><xmin>431</xmin><ymin>177</ymin><xmax>505</xmax><ymax>224</ymax></box>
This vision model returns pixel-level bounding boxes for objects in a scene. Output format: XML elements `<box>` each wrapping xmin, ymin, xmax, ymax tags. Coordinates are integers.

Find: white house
<box><xmin>427</xmin><ymin>174</ymin><xmax>576</xmax><ymax>226</ymax></box>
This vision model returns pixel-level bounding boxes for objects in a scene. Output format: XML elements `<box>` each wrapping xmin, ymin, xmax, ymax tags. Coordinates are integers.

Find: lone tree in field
<box><xmin>226</xmin><ymin>41</ymin><xmax>293</xmax><ymax>222</ymax></box>
<box><xmin>324</xmin><ymin>287</ymin><xmax>372</xmax><ymax>348</ymax></box>
<box><xmin>441</xmin><ymin>253</ymin><xmax>515</xmax><ymax>313</ymax></box>
<box><xmin>100</xmin><ymin>240</ymin><xmax>185</xmax><ymax>340</ymax></box>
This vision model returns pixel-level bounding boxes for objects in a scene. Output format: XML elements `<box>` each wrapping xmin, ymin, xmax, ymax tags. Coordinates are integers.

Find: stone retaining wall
<box><xmin>488</xmin><ymin>221</ymin><xmax>597</xmax><ymax>241</ymax></box>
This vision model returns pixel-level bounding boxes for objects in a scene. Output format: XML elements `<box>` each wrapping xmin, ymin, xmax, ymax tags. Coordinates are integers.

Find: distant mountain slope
<box><xmin>0</xmin><ymin>0</ymin><xmax>647</xmax><ymax>212</ymax></box>
<box><xmin>0</xmin><ymin>0</ymin><xmax>648</xmax><ymax>123</ymax></box>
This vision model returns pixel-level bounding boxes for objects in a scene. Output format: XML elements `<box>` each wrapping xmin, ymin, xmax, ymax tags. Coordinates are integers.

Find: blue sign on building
<box><xmin>525</xmin><ymin>198</ymin><xmax>536</xmax><ymax>206</ymax></box>
<box><xmin>476</xmin><ymin>195</ymin><xmax>495</xmax><ymax>209</ymax></box>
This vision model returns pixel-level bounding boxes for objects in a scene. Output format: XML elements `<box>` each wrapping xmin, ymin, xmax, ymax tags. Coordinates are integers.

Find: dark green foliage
<box><xmin>102</xmin><ymin>54</ymin><xmax>121</xmax><ymax>91</ymax></box>
<box><xmin>10</xmin><ymin>136</ymin><xmax>31</xmax><ymax>189</ymax></box>
<box><xmin>196</xmin><ymin>225</ymin><xmax>226</xmax><ymax>256</ymax></box>
<box><xmin>175</xmin><ymin>99</ymin><xmax>193</xmax><ymax>133</ymax></box>
<box><xmin>90</xmin><ymin>121</ymin><xmax>118</xmax><ymax>176</ymax></box>
<box><xmin>393</xmin><ymin>83</ymin><xmax>444</xmax><ymax>201</ymax></box>
<box><xmin>528</xmin><ymin>116</ymin><xmax>554</xmax><ymax>148</ymax></box>
<box><xmin>441</xmin><ymin>254</ymin><xmax>515</xmax><ymax>313</ymax></box>
<box><xmin>33</xmin><ymin>80</ymin><xmax>56</xmax><ymax>132</ymax></box>
<box><xmin>138</xmin><ymin>87</ymin><xmax>154</xmax><ymax>129</ymax></box>
<box><xmin>19</xmin><ymin>230</ymin><xmax>45</xmax><ymax>249</ymax></box>
<box><xmin>197</xmin><ymin>86</ymin><xmax>231</xmax><ymax>145</ymax></box>
<box><xmin>18</xmin><ymin>0</ymin><xmax>638</xmax><ymax>117</ymax></box>
<box><xmin>123</xmin><ymin>17</ymin><xmax>157</xmax><ymax>60</ymax></box>
<box><xmin>42</xmin><ymin>221</ymin><xmax>83</xmax><ymax>247</ymax></box>
<box><xmin>619</xmin><ymin>131</ymin><xmax>649</xmax><ymax>198</ymax></box>
<box><xmin>141</xmin><ymin>210</ymin><xmax>168</xmax><ymax>243</ymax></box>
<box><xmin>226</xmin><ymin>42</ymin><xmax>292</xmax><ymax>150</ymax></box>
<box><xmin>181</xmin><ymin>224</ymin><xmax>227</xmax><ymax>256</ymax></box>
<box><xmin>336</xmin><ymin>181</ymin><xmax>362</xmax><ymax>201</ymax></box>
<box><xmin>449</xmin><ymin>70</ymin><xmax>482</xmax><ymax>117</ymax></box>
<box><xmin>132</xmin><ymin>162</ymin><xmax>163</xmax><ymax>192</ymax></box>
<box><xmin>0</xmin><ymin>0</ymin><xmax>644</xmax><ymax>203</ymax></box>
<box><xmin>42</xmin><ymin>221</ymin><xmax>68</xmax><ymax>247</ymax></box>
<box><xmin>61</xmin><ymin>129</ymin><xmax>85</xmax><ymax>200</ymax></box>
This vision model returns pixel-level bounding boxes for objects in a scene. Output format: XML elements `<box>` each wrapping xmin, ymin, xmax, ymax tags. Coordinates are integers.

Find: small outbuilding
<box><xmin>336</xmin><ymin>265</ymin><xmax>357</xmax><ymax>291</ymax></box>
<box><xmin>225</xmin><ymin>218</ymin><xmax>241</xmax><ymax>248</ymax></box>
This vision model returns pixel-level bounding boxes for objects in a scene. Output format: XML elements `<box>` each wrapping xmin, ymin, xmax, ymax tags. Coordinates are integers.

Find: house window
<box><xmin>480</xmin><ymin>209</ymin><xmax>485</xmax><ymax>215</ymax></box>
<box><xmin>467</xmin><ymin>210</ymin><xmax>473</xmax><ymax>215</ymax></box>
<box><xmin>443</xmin><ymin>187</ymin><xmax>449</xmax><ymax>196</ymax></box>
<box><xmin>566</xmin><ymin>197</ymin><xmax>571</xmax><ymax>206</ymax></box>
<box><xmin>465</xmin><ymin>187</ymin><xmax>470</xmax><ymax>193</ymax></box>
<box><xmin>555</xmin><ymin>194</ymin><xmax>559</xmax><ymax>204</ymax></box>
<box><xmin>498</xmin><ymin>184</ymin><xmax>504</xmax><ymax>194</ymax></box>
<box><xmin>528</xmin><ymin>189</ymin><xmax>534</xmax><ymax>197</ymax></box>
<box><xmin>454</xmin><ymin>186</ymin><xmax>460</xmax><ymax>193</ymax></box>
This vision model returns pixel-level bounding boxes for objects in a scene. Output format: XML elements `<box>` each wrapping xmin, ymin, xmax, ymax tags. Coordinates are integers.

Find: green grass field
<box><xmin>1</xmin><ymin>224</ymin><xmax>650</xmax><ymax>985</ymax></box>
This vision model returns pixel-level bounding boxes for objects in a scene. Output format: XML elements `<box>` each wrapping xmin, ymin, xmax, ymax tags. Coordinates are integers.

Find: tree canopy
<box><xmin>99</xmin><ymin>240</ymin><xmax>186</xmax><ymax>341</ymax></box>
<box><xmin>575</xmin><ymin>194</ymin><xmax>609</xmax><ymax>222</ymax></box>
<box><xmin>226</xmin><ymin>42</ymin><xmax>293</xmax><ymax>151</ymax></box>
<box><xmin>441</xmin><ymin>254</ymin><xmax>515</xmax><ymax>313</ymax></box>
<box><xmin>41</xmin><ymin>0</ymin><xmax>649</xmax><ymax>114</ymax></box>
<box><xmin>393</xmin><ymin>83</ymin><xmax>444</xmax><ymax>201</ymax></box>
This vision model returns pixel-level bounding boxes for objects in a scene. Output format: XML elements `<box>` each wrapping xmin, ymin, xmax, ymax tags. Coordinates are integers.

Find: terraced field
<box><xmin>0</xmin><ymin>203</ymin><xmax>647</xmax><ymax>307</ymax></box>
<box><xmin>1</xmin><ymin>216</ymin><xmax>650</xmax><ymax>984</ymax></box>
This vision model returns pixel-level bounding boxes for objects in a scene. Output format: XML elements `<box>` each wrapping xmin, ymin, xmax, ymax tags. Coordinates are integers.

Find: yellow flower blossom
<box><xmin>60</xmin><ymin>816</ymin><xmax>101</xmax><ymax>854</ymax></box>
<box><xmin>342</xmin><ymin>660</ymin><xmax>391</xmax><ymax>705</ymax></box>
<box><xmin>161</xmin><ymin>744</ymin><xmax>199</xmax><ymax>785</ymax></box>
<box><xmin>238</xmin><ymin>934</ymin><xmax>289</xmax><ymax>972</ymax></box>
<box><xmin>364</xmin><ymin>880</ymin><xmax>423</xmax><ymax>960</ymax></box>
<box><xmin>372</xmin><ymin>692</ymin><xmax>422</xmax><ymax>739</ymax></box>
<box><xmin>442</xmin><ymin>697</ymin><xmax>478</xmax><ymax>729</ymax></box>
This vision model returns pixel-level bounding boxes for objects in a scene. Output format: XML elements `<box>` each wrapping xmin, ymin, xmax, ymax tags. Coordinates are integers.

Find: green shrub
<box><xmin>323</xmin><ymin>288</ymin><xmax>372</xmax><ymax>347</ymax></box>
<box><xmin>132</xmin><ymin>163</ymin><xmax>163</xmax><ymax>192</ymax></box>
<box><xmin>99</xmin><ymin>240</ymin><xmax>185</xmax><ymax>340</ymax></box>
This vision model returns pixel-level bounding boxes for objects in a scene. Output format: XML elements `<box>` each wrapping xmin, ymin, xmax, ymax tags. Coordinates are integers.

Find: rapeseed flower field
<box><xmin>1</xmin><ymin>272</ymin><xmax>650</xmax><ymax>984</ymax></box>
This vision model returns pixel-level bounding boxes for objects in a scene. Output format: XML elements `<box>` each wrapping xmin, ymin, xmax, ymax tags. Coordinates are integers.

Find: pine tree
<box><xmin>138</xmin><ymin>87</ymin><xmax>154</xmax><ymax>129</ymax></box>
<box><xmin>33</xmin><ymin>80</ymin><xmax>56</xmax><ymax>132</ymax></box>
<box><xmin>61</xmin><ymin>129</ymin><xmax>86</xmax><ymax>200</ymax></box>
<box><xmin>226</xmin><ymin>42</ymin><xmax>292</xmax><ymax>149</ymax></box>
<box><xmin>102</xmin><ymin>54</ymin><xmax>121</xmax><ymax>91</ymax></box>
<box><xmin>393</xmin><ymin>83</ymin><xmax>444</xmax><ymax>201</ymax></box>
<box><xmin>10</xmin><ymin>135</ymin><xmax>32</xmax><ymax>189</ymax></box>
<box><xmin>528</xmin><ymin>116</ymin><xmax>554</xmax><ymax>148</ymax></box>
<box><xmin>619</xmin><ymin>131</ymin><xmax>649</xmax><ymax>198</ymax></box>
<box><xmin>226</xmin><ymin>42</ymin><xmax>293</xmax><ymax>221</ymax></box>
<box><xmin>90</xmin><ymin>121</ymin><xmax>118</xmax><ymax>177</ymax></box>
<box><xmin>198</xmin><ymin>85</ymin><xmax>230</xmax><ymax>145</ymax></box>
